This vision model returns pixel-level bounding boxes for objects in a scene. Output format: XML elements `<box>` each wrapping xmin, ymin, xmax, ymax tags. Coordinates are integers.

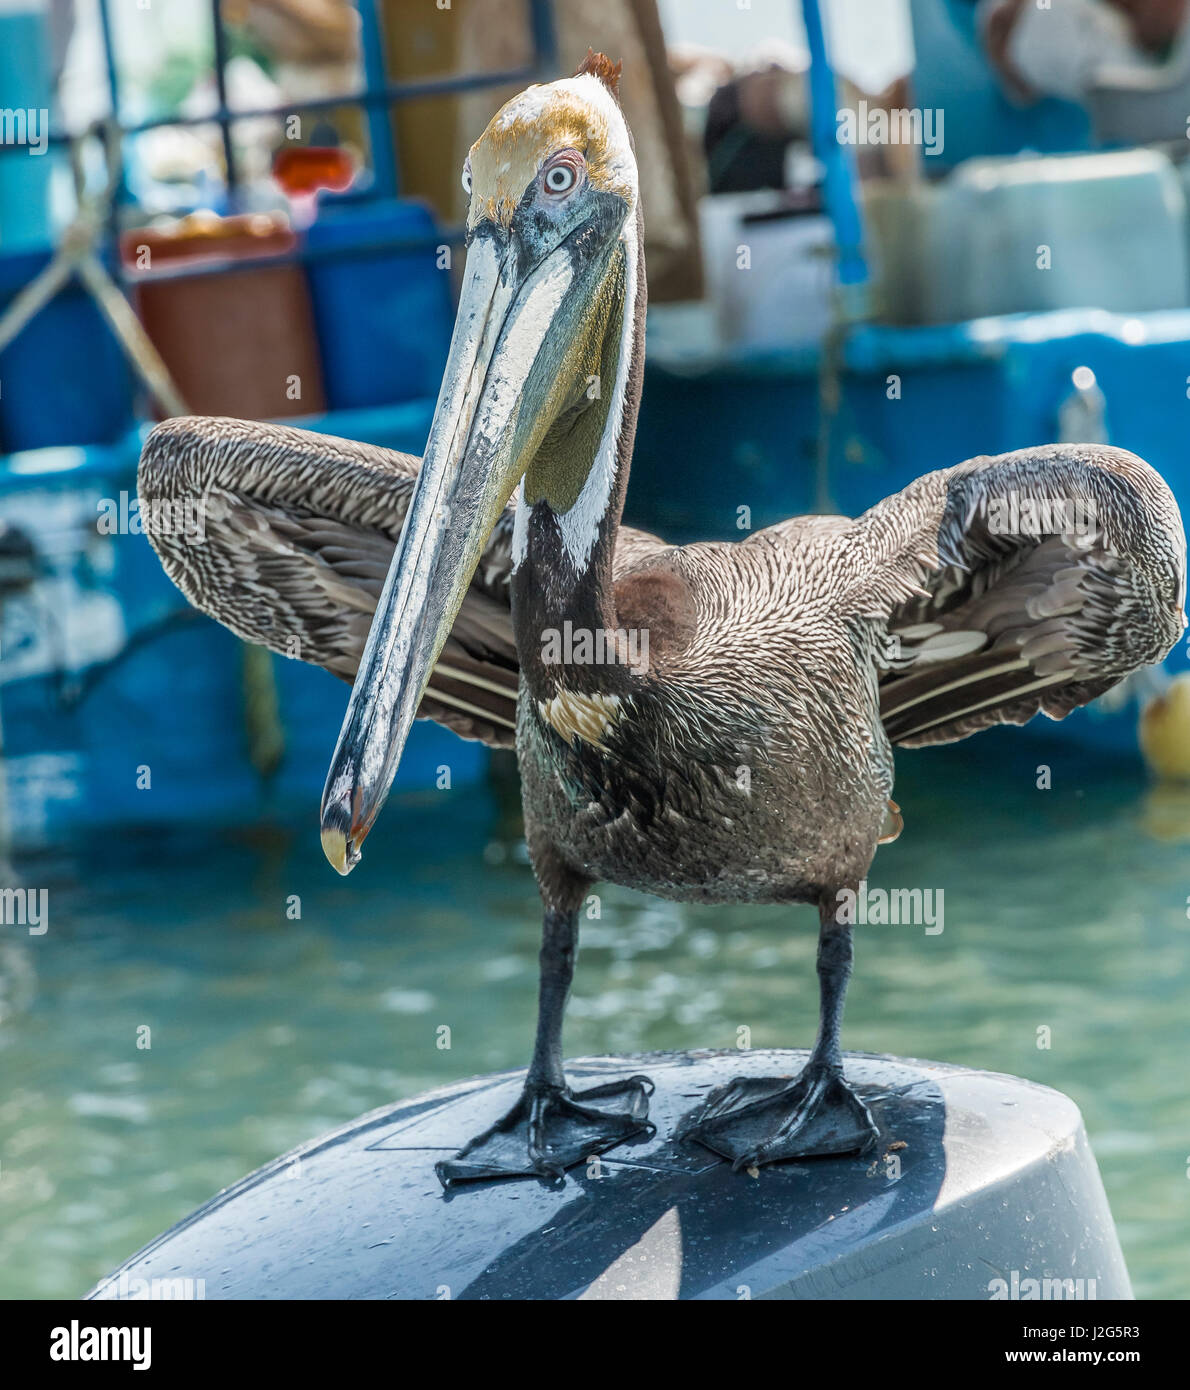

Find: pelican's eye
<box><xmin>461</xmin><ymin>160</ymin><xmax>472</xmax><ymax>196</ymax></box>
<box><xmin>542</xmin><ymin>152</ymin><xmax>584</xmax><ymax>196</ymax></box>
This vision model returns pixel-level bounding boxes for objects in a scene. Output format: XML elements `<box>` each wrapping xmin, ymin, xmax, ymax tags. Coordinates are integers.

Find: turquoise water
<box><xmin>1</xmin><ymin>732</ymin><xmax>1188</xmax><ymax>1300</ymax></box>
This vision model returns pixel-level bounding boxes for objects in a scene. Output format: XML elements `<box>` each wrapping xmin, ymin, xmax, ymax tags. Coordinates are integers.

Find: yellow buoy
<box><xmin>1139</xmin><ymin>671</ymin><xmax>1190</xmax><ymax>781</ymax></box>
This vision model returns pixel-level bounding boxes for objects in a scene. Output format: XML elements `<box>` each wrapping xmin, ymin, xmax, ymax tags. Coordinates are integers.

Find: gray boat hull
<box><xmin>89</xmin><ymin>1050</ymin><xmax>1131</xmax><ymax>1301</ymax></box>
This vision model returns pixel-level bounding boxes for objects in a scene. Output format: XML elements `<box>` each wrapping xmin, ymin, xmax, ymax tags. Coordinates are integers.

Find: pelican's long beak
<box><xmin>319</xmin><ymin>223</ymin><xmax>585</xmax><ymax>873</ymax></box>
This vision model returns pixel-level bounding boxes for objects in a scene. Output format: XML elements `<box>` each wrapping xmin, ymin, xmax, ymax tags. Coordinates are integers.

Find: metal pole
<box><xmin>800</xmin><ymin>0</ymin><xmax>868</xmax><ymax>304</ymax></box>
<box><xmin>527</xmin><ymin>0</ymin><xmax>559</xmax><ymax>76</ymax></box>
<box><xmin>210</xmin><ymin>0</ymin><xmax>239</xmax><ymax>203</ymax></box>
<box><xmin>356</xmin><ymin>0</ymin><xmax>400</xmax><ymax>198</ymax></box>
<box><xmin>799</xmin><ymin>0</ymin><xmax>868</xmax><ymax>516</ymax></box>
<box><xmin>95</xmin><ymin>0</ymin><xmax>122</xmax><ymax>121</ymax></box>
<box><xmin>94</xmin><ymin>0</ymin><xmax>129</xmax><ymax>242</ymax></box>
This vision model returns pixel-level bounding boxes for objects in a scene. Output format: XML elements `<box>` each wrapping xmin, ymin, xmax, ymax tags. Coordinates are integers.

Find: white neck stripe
<box><xmin>511</xmin><ymin>230</ymin><xmax>637</xmax><ymax>574</ymax></box>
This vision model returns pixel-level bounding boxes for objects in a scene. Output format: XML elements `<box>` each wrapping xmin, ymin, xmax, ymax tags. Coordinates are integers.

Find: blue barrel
<box><xmin>304</xmin><ymin>199</ymin><xmax>454</xmax><ymax>412</ymax></box>
<box><xmin>0</xmin><ymin>247</ymin><xmax>135</xmax><ymax>450</ymax></box>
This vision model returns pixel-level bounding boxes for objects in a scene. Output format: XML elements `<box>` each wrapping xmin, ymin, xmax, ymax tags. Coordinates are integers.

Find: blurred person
<box><xmin>978</xmin><ymin>0</ymin><xmax>1190</xmax><ymax>127</ymax></box>
<box><xmin>703</xmin><ymin>46</ymin><xmax>810</xmax><ymax>193</ymax></box>
<box><xmin>704</xmin><ymin>48</ymin><xmax>920</xmax><ymax>195</ymax></box>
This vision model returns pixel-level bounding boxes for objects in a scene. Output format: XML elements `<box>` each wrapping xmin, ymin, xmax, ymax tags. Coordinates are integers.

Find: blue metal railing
<box><xmin>208</xmin><ymin>0</ymin><xmax>240</xmax><ymax>195</ymax></box>
<box><xmin>0</xmin><ymin>0</ymin><xmax>560</xmax><ymax>438</ymax></box>
<box><xmin>10</xmin><ymin>0</ymin><xmax>867</xmax><ymax>306</ymax></box>
<box><xmin>1</xmin><ymin>0</ymin><xmax>558</xmax><ymax>224</ymax></box>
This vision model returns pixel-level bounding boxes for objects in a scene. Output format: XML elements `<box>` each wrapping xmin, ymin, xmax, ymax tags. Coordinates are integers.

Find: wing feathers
<box><xmin>856</xmin><ymin>444</ymin><xmax>1186</xmax><ymax>747</ymax></box>
<box><xmin>139</xmin><ymin>417</ymin><xmax>522</xmax><ymax>746</ymax></box>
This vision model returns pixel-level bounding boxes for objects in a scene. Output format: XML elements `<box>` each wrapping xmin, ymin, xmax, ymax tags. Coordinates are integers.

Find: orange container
<box><xmin>121</xmin><ymin>212</ymin><xmax>326</xmax><ymax>420</ymax></box>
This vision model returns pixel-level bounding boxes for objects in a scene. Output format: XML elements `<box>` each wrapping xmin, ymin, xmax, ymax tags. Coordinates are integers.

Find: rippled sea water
<box><xmin>1</xmin><ymin>729</ymin><xmax>1187</xmax><ymax>1299</ymax></box>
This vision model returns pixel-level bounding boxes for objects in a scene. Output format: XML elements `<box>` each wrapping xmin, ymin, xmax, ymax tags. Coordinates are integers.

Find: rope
<box><xmin>242</xmin><ymin>643</ymin><xmax>285</xmax><ymax>780</ymax></box>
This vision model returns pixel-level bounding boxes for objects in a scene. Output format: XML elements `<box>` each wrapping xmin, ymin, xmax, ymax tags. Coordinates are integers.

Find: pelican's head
<box><xmin>320</xmin><ymin>54</ymin><xmax>639</xmax><ymax>873</ymax></box>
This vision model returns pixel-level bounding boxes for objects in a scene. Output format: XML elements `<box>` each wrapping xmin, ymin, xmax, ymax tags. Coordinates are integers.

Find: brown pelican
<box><xmin>140</xmin><ymin>54</ymin><xmax>1187</xmax><ymax>1182</ymax></box>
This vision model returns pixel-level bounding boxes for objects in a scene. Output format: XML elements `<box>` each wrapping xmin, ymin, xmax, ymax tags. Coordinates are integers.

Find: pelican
<box><xmin>140</xmin><ymin>54</ymin><xmax>1187</xmax><ymax>1183</ymax></box>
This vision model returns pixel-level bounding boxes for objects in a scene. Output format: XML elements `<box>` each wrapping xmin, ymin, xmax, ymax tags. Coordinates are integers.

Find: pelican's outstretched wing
<box><xmin>138</xmin><ymin>416</ymin><xmax>668</xmax><ymax>747</ymax></box>
<box><xmin>844</xmin><ymin>444</ymin><xmax>1186</xmax><ymax>747</ymax></box>
<box><xmin>139</xmin><ymin>416</ymin><xmax>520</xmax><ymax>745</ymax></box>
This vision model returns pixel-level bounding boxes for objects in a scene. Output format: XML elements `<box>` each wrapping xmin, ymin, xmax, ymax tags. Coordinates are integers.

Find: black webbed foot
<box><xmin>436</xmin><ymin>1074</ymin><xmax>654</xmax><ymax>1186</ymax></box>
<box><xmin>677</xmin><ymin>1064</ymin><xmax>877</xmax><ymax>1171</ymax></box>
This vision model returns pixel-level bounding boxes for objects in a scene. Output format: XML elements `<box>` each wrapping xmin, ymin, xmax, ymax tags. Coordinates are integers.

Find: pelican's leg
<box><xmin>436</xmin><ymin>907</ymin><xmax>653</xmax><ymax>1186</ymax></box>
<box><xmin>678</xmin><ymin>898</ymin><xmax>878</xmax><ymax>1170</ymax></box>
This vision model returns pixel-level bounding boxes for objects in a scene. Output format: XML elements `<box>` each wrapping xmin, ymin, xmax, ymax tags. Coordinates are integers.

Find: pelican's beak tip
<box><xmin>320</xmin><ymin>796</ymin><xmax>362</xmax><ymax>876</ymax></box>
<box><xmin>320</xmin><ymin>824</ymin><xmax>353</xmax><ymax>876</ymax></box>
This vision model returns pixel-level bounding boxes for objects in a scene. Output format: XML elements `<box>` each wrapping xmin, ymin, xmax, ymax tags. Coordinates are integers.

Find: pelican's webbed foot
<box><xmin>677</xmin><ymin>1063</ymin><xmax>877</xmax><ymax>1171</ymax></box>
<box><xmin>436</xmin><ymin>1075</ymin><xmax>654</xmax><ymax>1186</ymax></box>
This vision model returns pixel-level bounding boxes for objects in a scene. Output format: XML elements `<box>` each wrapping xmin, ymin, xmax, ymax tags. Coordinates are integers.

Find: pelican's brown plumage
<box><xmin>139</xmin><ymin>57</ymin><xmax>1187</xmax><ymax>1182</ymax></box>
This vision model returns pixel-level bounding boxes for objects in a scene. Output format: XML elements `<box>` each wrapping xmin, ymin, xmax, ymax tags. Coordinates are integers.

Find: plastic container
<box><xmin>123</xmin><ymin>211</ymin><xmax>326</xmax><ymax>420</ymax></box>
<box><xmin>863</xmin><ymin>179</ymin><xmax>939</xmax><ymax>326</ymax></box>
<box><xmin>699</xmin><ymin>192</ymin><xmax>835</xmax><ymax>350</ymax></box>
<box><xmin>304</xmin><ymin>198</ymin><xmax>453</xmax><ymax>410</ymax></box>
<box><xmin>924</xmin><ymin>149</ymin><xmax>1189</xmax><ymax>323</ymax></box>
